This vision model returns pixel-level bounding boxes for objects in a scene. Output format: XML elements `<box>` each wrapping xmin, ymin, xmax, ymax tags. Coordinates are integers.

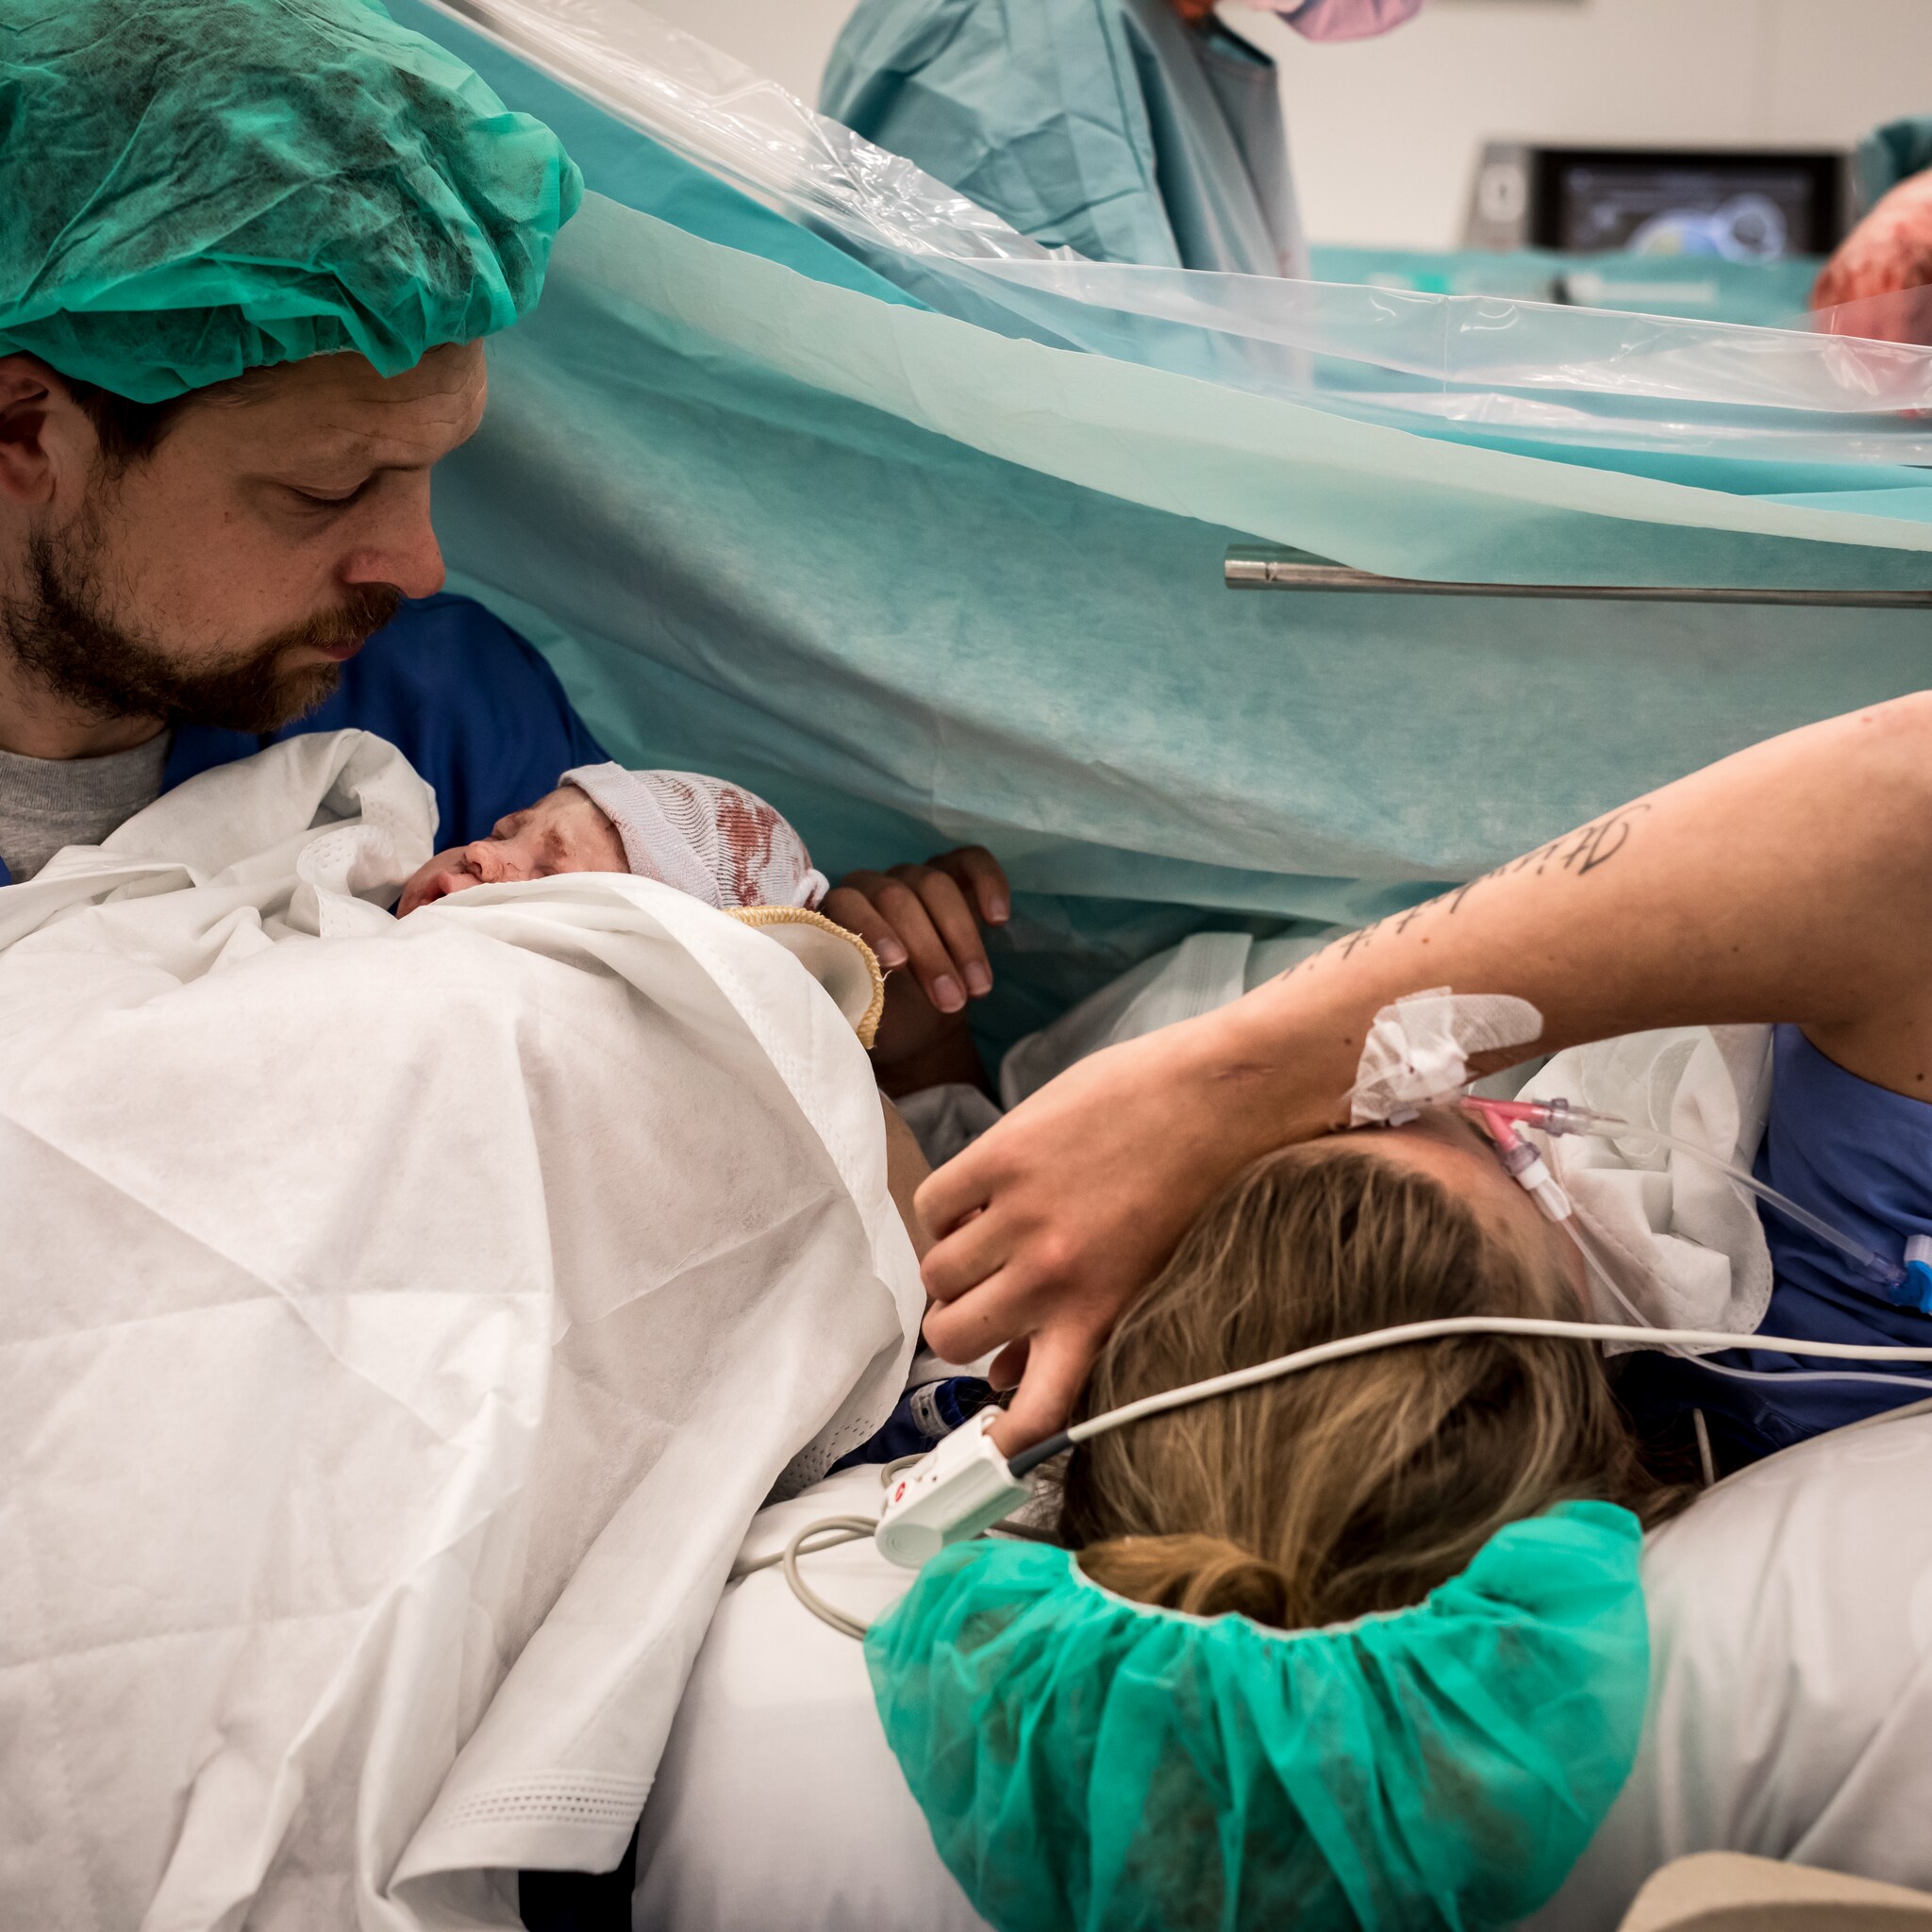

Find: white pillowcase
<box><xmin>639</xmin><ymin>1415</ymin><xmax>1932</xmax><ymax>1931</ymax></box>
<box><xmin>1529</xmin><ymin>1407</ymin><xmax>1932</xmax><ymax>1926</ymax></box>
<box><xmin>632</xmin><ymin>1469</ymin><xmax>989</xmax><ymax>1932</ymax></box>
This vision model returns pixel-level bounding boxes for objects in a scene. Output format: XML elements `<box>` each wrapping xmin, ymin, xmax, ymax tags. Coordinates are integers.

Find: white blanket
<box><xmin>0</xmin><ymin>732</ymin><xmax>922</xmax><ymax>1930</ymax></box>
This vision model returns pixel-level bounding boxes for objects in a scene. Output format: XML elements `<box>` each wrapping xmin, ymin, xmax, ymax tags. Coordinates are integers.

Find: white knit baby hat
<box><xmin>562</xmin><ymin>764</ymin><xmax>828</xmax><ymax>910</ymax></box>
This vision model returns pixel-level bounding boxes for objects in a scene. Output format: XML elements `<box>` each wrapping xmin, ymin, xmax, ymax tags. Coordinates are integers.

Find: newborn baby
<box><xmin>397</xmin><ymin>763</ymin><xmax>829</xmax><ymax>917</ymax></box>
<box><xmin>398</xmin><ymin>758</ymin><xmax>1016</xmax><ymax>1104</ymax></box>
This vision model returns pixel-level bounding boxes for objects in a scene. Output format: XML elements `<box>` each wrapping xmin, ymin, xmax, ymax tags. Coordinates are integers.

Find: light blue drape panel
<box><xmin>393</xmin><ymin>2</ymin><xmax>1932</xmax><ymax>1040</ymax></box>
<box><xmin>427</xmin><ymin>194</ymin><xmax>1932</xmax><ymax>1039</ymax></box>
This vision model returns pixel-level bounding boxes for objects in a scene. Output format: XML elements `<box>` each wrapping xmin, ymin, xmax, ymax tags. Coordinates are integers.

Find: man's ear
<box><xmin>0</xmin><ymin>355</ymin><xmax>90</xmax><ymax>508</ymax></box>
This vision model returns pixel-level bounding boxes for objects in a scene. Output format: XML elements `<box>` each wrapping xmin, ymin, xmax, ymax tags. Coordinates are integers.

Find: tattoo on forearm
<box><xmin>1279</xmin><ymin>803</ymin><xmax>1650</xmax><ymax>980</ymax></box>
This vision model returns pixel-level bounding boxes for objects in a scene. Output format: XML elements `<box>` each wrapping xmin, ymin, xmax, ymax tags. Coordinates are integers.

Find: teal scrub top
<box><xmin>822</xmin><ymin>0</ymin><xmax>1307</xmax><ymax>277</ymax></box>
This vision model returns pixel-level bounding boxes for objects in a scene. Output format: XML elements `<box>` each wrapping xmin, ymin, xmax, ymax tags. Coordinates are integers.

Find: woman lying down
<box><xmin>711</xmin><ymin>694</ymin><xmax>1932</xmax><ymax>1932</ymax></box>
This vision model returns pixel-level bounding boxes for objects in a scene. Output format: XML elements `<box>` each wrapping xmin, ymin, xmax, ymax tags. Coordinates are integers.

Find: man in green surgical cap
<box><xmin>0</xmin><ymin>0</ymin><xmax>606</xmax><ymax>890</ymax></box>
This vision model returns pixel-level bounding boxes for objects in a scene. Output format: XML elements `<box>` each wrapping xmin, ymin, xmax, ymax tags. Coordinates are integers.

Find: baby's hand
<box><xmin>823</xmin><ymin>848</ymin><xmax>1010</xmax><ymax>1091</ymax></box>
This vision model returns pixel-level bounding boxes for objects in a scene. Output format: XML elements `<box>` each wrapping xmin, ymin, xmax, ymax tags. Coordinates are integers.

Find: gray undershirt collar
<box><xmin>0</xmin><ymin>731</ymin><xmax>173</xmax><ymax>882</ymax></box>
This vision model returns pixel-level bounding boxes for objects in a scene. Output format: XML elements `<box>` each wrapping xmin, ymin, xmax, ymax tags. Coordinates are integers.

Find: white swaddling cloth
<box><xmin>0</xmin><ymin>731</ymin><xmax>919</xmax><ymax>1931</ymax></box>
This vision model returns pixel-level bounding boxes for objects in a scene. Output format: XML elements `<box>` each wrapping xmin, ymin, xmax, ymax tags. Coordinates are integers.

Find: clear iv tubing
<box><xmin>1470</xmin><ymin>1098</ymin><xmax>1907</xmax><ymax>1291</ymax></box>
<box><xmin>1566</xmin><ymin>1224</ymin><xmax>1932</xmax><ymax>1395</ymax></box>
<box><xmin>1469</xmin><ymin>1098</ymin><xmax>1932</xmax><ymax>1396</ymax></box>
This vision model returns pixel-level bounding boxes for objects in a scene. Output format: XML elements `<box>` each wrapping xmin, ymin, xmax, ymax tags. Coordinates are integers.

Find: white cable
<box><xmin>737</xmin><ymin>1516</ymin><xmax>877</xmax><ymax>1639</ymax></box>
<box><xmin>1061</xmin><ymin>1315</ymin><xmax>1932</xmax><ymax>1450</ymax></box>
<box><xmin>1568</xmin><ymin>1222</ymin><xmax>1932</xmax><ymax>1397</ymax></box>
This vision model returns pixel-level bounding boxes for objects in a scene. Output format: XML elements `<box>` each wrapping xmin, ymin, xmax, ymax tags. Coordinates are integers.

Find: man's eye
<box><xmin>285</xmin><ymin>481</ymin><xmax>368</xmax><ymax>509</ymax></box>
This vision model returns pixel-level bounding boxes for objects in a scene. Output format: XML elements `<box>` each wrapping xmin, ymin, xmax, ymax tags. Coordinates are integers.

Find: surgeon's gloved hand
<box><xmin>823</xmin><ymin>848</ymin><xmax>1009</xmax><ymax>1097</ymax></box>
<box><xmin>396</xmin><ymin>787</ymin><xmax>628</xmax><ymax>916</ymax></box>
<box><xmin>1813</xmin><ymin>166</ymin><xmax>1932</xmax><ymax>338</ymax></box>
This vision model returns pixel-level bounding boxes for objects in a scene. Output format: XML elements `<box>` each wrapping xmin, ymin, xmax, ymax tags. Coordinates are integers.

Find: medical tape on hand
<box><xmin>1348</xmin><ymin>988</ymin><xmax>1545</xmax><ymax>1125</ymax></box>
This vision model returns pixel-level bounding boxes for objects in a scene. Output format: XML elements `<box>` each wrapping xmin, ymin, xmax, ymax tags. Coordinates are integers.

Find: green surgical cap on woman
<box><xmin>0</xmin><ymin>0</ymin><xmax>582</xmax><ymax>402</ymax></box>
<box><xmin>866</xmin><ymin>1501</ymin><xmax>1648</xmax><ymax>1932</ymax></box>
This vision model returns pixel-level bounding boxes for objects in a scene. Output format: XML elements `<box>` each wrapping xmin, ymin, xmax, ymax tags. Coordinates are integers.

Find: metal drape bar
<box><xmin>1224</xmin><ymin>545</ymin><xmax>1932</xmax><ymax>609</ymax></box>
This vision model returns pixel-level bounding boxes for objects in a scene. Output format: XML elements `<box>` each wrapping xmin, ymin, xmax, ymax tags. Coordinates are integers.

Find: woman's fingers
<box><xmin>986</xmin><ymin>1338</ymin><xmax>1028</xmax><ymax>1392</ymax></box>
<box><xmin>916</xmin><ymin>1016</ymin><xmax>1295</xmax><ymax>1446</ymax></box>
<box><xmin>915</xmin><ymin>1196</ymin><xmax>1005</xmax><ymax>1299</ymax></box>
<box><xmin>989</xmin><ymin>1324</ymin><xmax>1108</xmax><ymax>1457</ymax></box>
<box><xmin>920</xmin><ymin>1260</ymin><xmax>1032</xmax><ymax>1363</ymax></box>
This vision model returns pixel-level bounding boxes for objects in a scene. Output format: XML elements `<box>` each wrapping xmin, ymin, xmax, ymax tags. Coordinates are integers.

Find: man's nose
<box><xmin>341</xmin><ymin>479</ymin><xmax>446</xmax><ymax>602</ymax></box>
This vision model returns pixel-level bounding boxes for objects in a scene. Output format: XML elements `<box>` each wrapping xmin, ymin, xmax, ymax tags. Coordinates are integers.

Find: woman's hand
<box><xmin>915</xmin><ymin>999</ymin><xmax>1325</xmax><ymax>1447</ymax></box>
<box><xmin>822</xmin><ymin>847</ymin><xmax>1009</xmax><ymax>1094</ymax></box>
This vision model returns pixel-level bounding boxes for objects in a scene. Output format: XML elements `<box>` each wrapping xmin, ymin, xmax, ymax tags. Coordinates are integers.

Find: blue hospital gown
<box><xmin>1617</xmin><ymin>1024</ymin><xmax>1932</xmax><ymax>1469</ymax></box>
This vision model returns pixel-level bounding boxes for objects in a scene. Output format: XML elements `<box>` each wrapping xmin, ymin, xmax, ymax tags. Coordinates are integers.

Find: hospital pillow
<box><xmin>637</xmin><ymin>1413</ymin><xmax>1932</xmax><ymax>1929</ymax></box>
<box><xmin>1528</xmin><ymin>1407</ymin><xmax>1932</xmax><ymax>1927</ymax></box>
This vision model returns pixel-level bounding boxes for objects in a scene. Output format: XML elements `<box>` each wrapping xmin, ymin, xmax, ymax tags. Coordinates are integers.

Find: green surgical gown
<box><xmin>821</xmin><ymin>0</ymin><xmax>1306</xmax><ymax>275</ymax></box>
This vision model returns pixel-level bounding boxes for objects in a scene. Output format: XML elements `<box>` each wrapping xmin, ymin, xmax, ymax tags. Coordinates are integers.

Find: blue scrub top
<box><xmin>1618</xmin><ymin>1024</ymin><xmax>1932</xmax><ymax>1468</ymax></box>
<box><xmin>164</xmin><ymin>591</ymin><xmax>606</xmax><ymax>854</ymax></box>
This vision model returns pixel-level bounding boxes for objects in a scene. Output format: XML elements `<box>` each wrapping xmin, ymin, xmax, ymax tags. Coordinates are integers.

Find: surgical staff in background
<box><xmin>822</xmin><ymin>0</ymin><xmax>1423</xmax><ymax>279</ymax></box>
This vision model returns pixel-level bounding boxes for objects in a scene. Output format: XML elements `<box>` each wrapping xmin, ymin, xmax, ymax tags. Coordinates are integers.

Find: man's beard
<box><xmin>2</xmin><ymin>514</ymin><xmax>401</xmax><ymax>736</ymax></box>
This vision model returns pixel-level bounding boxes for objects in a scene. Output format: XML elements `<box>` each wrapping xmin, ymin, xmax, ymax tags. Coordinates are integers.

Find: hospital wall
<box><xmin>644</xmin><ymin>0</ymin><xmax>1932</xmax><ymax>248</ymax></box>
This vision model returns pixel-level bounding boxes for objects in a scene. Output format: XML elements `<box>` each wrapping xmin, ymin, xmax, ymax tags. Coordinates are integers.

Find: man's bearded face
<box><xmin>4</xmin><ymin>497</ymin><xmax>398</xmax><ymax>734</ymax></box>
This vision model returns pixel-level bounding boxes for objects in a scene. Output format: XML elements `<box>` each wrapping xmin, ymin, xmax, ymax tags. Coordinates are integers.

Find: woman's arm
<box><xmin>918</xmin><ymin>692</ymin><xmax>1932</xmax><ymax>1444</ymax></box>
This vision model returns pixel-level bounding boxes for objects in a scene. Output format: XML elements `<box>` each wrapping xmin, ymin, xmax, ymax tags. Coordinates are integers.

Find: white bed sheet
<box><xmin>639</xmin><ymin>1413</ymin><xmax>1932</xmax><ymax>1930</ymax></box>
<box><xmin>634</xmin><ymin>1469</ymin><xmax>986</xmax><ymax>1932</ymax></box>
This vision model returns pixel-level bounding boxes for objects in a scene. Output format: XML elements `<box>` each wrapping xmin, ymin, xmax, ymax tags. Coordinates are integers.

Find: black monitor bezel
<box><xmin>1527</xmin><ymin>145</ymin><xmax>1846</xmax><ymax>255</ymax></box>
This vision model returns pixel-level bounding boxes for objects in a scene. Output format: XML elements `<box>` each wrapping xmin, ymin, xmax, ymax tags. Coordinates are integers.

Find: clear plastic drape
<box><xmin>425</xmin><ymin>0</ymin><xmax>1932</xmax><ymax>465</ymax></box>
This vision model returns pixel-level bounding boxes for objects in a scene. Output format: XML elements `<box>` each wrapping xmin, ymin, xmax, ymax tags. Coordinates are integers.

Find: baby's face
<box><xmin>396</xmin><ymin>785</ymin><xmax>627</xmax><ymax>917</ymax></box>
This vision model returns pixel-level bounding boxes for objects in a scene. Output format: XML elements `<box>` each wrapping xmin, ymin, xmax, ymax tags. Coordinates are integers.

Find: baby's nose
<box><xmin>462</xmin><ymin>840</ymin><xmax>510</xmax><ymax>884</ymax></box>
<box><xmin>463</xmin><ymin>838</ymin><xmax>540</xmax><ymax>886</ymax></box>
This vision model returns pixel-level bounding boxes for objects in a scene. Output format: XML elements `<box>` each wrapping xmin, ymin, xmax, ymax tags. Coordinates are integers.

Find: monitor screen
<box><xmin>1531</xmin><ymin>149</ymin><xmax>1843</xmax><ymax>259</ymax></box>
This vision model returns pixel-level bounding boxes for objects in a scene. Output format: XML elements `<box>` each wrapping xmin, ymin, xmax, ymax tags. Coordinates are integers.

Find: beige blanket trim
<box><xmin>727</xmin><ymin>905</ymin><xmax>888</xmax><ymax>1050</ymax></box>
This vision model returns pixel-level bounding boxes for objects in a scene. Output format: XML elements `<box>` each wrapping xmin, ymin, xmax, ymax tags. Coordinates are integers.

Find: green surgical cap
<box><xmin>0</xmin><ymin>0</ymin><xmax>582</xmax><ymax>402</ymax></box>
<box><xmin>867</xmin><ymin>1502</ymin><xmax>1648</xmax><ymax>1932</ymax></box>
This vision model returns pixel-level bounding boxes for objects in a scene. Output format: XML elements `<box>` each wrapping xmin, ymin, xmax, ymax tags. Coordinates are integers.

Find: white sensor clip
<box><xmin>874</xmin><ymin>1408</ymin><xmax>1032</xmax><ymax>1569</ymax></box>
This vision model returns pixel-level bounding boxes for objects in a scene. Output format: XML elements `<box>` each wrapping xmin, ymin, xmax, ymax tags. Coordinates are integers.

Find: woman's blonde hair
<box><xmin>1058</xmin><ymin>1136</ymin><xmax>1680</xmax><ymax>1630</ymax></box>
